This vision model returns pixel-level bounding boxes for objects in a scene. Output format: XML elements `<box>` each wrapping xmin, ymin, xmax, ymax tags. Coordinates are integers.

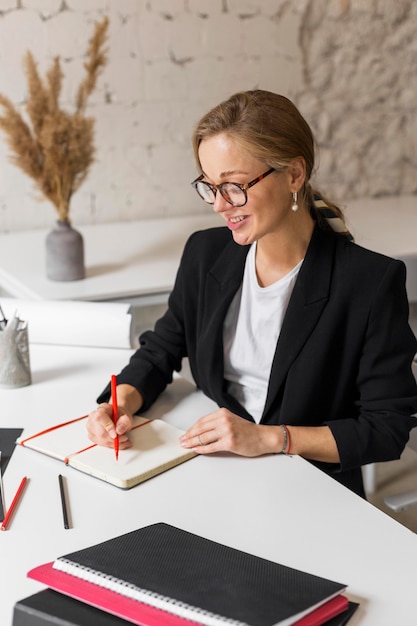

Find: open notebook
<box><xmin>28</xmin><ymin>522</ymin><xmax>351</xmax><ymax>626</ymax></box>
<box><xmin>17</xmin><ymin>378</ymin><xmax>217</xmax><ymax>489</ymax></box>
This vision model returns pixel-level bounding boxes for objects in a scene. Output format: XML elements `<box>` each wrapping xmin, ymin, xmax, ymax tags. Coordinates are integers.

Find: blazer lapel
<box><xmin>196</xmin><ymin>239</ymin><xmax>249</xmax><ymax>403</ymax></box>
<box><xmin>262</xmin><ymin>228</ymin><xmax>336</xmax><ymax>419</ymax></box>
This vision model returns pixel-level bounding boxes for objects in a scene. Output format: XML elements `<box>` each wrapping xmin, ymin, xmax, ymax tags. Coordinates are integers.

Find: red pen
<box><xmin>1</xmin><ymin>476</ymin><xmax>28</xmax><ymax>531</ymax></box>
<box><xmin>111</xmin><ymin>374</ymin><xmax>119</xmax><ymax>461</ymax></box>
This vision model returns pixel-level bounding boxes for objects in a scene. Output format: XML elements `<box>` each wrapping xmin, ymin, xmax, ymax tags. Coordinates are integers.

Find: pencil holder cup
<box><xmin>0</xmin><ymin>317</ymin><xmax>31</xmax><ymax>388</ymax></box>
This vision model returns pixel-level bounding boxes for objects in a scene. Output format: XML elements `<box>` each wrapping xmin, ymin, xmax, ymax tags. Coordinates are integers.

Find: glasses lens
<box><xmin>221</xmin><ymin>183</ymin><xmax>246</xmax><ymax>207</ymax></box>
<box><xmin>195</xmin><ymin>181</ymin><xmax>215</xmax><ymax>204</ymax></box>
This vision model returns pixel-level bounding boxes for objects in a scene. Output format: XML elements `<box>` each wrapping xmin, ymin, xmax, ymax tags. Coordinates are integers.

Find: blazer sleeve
<box><xmin>326</xmin><ymin>258</ymin><xmax>417</xmax><ymax>471</ymax></box>
<box><xmin>96</xmin><ymin>232</ymin><xmax>198</xmax><ymax>410</ymax></box>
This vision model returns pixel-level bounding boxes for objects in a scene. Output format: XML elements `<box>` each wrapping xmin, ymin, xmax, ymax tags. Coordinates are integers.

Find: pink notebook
<box><xmin>28</xmin><ymin>562</ymin><xmax>349</xmax><ymax>626</ymax></box>
<box><xmin>28</xmin><ymin>562</ymin><xmax>199</xmax><ymax>626</ymax></box>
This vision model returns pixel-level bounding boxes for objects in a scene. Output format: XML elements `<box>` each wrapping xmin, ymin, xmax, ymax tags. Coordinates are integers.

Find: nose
<box><xmin>212</xmin><ymin>190</ymin><xmax>229</xmax><ymax>214</ymax></box>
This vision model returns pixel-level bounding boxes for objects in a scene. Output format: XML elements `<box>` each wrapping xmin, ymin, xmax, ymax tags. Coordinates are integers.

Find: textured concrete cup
<box><xmin>0</xmin><ymin>317</ymin><xmax>31</xmax><ymax>388</ymax></box>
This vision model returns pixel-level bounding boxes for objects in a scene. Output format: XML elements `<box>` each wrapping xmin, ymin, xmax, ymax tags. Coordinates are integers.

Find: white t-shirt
<box><xmin>223</xmin><ymin>242</ymin><xmax>302</xmax><ymax>423</ymax></box>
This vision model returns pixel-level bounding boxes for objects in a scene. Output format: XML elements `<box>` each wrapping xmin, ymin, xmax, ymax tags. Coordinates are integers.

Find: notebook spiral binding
<box><xmin>54</xmin><ymin>558</ymin><xmax>244</xmax><ymax>626</ymax></box>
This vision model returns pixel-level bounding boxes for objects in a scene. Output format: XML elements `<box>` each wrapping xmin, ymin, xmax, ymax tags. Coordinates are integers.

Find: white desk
<box><xmin>1</xmin><ymin>344</ymin><xmax>417</xmax><ymax>625</ymax></box>
<box><xmin>0</xmin><ymin>213</ymin><xmax>219</xmax><ymax>304</ymax></box>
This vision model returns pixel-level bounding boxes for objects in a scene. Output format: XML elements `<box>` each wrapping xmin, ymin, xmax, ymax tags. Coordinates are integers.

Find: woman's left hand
<box><xmin>180</xmin><ymin>407</ymin><xmax>280</xmax><ymax>457</ymax></box>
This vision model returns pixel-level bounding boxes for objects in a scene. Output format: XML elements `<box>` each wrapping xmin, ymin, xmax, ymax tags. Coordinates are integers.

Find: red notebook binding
<box><xmin>28</xmin><ymin>561</ymin><xmax>349</xmax><ymax>626</ymax></box>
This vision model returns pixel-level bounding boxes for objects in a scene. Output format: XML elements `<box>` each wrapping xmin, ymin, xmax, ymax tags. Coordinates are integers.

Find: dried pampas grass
<box><xmin>0</xmin><ymin>16</ymin><xmax>109</xmax><ymax>222</ymax></box>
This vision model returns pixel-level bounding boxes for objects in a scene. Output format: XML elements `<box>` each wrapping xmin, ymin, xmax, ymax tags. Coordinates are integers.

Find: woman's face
<box><xmin>198</xmin><ymin>133</ymin><xmax>302</xmax><ymax>247</ymax></box>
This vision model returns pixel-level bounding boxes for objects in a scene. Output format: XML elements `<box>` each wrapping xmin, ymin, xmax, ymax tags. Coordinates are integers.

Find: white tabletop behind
<box><xmin>0</xmin><ymin>214</ymin><xmax>220</xmax><ymax>302</ymax></box>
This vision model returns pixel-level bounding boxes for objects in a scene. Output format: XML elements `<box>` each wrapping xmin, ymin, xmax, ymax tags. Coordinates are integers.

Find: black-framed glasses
<box><xmin>191</xmin><ymin>168</ymin><xmax>275</xmax><ymax>207</ymax></box>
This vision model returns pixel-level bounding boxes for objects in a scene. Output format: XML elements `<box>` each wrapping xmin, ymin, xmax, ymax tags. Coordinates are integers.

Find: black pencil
<box><xmin>0</xmin><ymin>303</ymin><xmax>6</xmax><ymax>329</ymax></box>
<box><xmin>0</xmin><ymin>452</ymin><xmax>5</xmax><ymax>522</ymax></box>
<box><xmin>58</xmin><ymin>474</ymin><xmax>70</xmax><ymax>529</ymax></box>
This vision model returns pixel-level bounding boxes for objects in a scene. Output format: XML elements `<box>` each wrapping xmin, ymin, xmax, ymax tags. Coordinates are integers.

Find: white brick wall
<box><xmin>0</xmin><ymin>0</ymin><xmax>415</xmax><ymax>233</ymax></box>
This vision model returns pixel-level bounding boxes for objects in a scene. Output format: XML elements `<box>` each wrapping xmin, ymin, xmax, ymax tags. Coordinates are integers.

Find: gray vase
<box><xmin>46</xmin><ymin>219</ymin><xmax>85</xmax><ymax>281</ymax></box>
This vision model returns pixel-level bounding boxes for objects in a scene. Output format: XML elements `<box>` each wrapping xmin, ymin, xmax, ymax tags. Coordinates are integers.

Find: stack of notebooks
<box><xmin>15</xmin><ymin>522</ymin><xmax>359</xmax><ymax>626</ymax></box>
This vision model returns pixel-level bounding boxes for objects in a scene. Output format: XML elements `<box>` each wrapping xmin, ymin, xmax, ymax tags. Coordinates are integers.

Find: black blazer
<box><xmin>102</xmin><ymin>225</ymin><xmax>417</xmax><ymax>496</ymax></box>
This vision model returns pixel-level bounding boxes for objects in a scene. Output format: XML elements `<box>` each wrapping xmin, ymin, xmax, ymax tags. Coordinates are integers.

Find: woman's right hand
<box><xmin>86</xmin><ymin>383</ymin><xmax>144</xmax><ymax>449</ymax></box>
<box><xmin>86</xmin><ymin>403</ymin><xmax>134</xmax><ymax>449</ymax></box>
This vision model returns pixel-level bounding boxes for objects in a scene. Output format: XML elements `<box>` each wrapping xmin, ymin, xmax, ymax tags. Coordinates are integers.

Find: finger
<box><xmin>95</xmin><ymin>404</ymin><xmax>113</xmax><ymax>422</ymax></box>
<box><xmin>87</xmin><ymin>415</ymin><xmax>131</xmax><ymax>448</ymax></box>
<box><xmin>180</xmin><ymin>429</ymin><xmax>218</xmax><ymax>451</ymax></box>
<box><xmin>102</xmin><ymin>418</ymin><xmax>117</xmax><ymax>437</ymax></box>
<box><xmin>186</xmin><ymin>408</ymin><xmax>231</xmax><ymax>437</ymax></box>
<box><xmin>190</xmin><ymin>436</ymin><xmax>222</xmax><ymax>455</ymax></box>
<box><xmin>197</xmin><ymin>431</ymin><xmax>219</xmax><ymax>446</ymax></box>
<box><xmin>86</xmin><ymin>405</ymin><xmax>115</xmax><ymax>441</ymax></box>
<box><xmin>182</xmin><ymin>413</ymin><xmax>220</xmax><ymax>440</ymax></box>
<box><xmin>95</xmin><ymin>404</ymin><xmax>132</xmax><ymax>435</ymax></box>
<box><xmin>180</xmin><ymin>430</ymin><xmax>202</xmax><ymax>446</ymax></box>
<box><xmin>114</xmin><ymin>412</ymin><xmax>133</xmax><ymax>435</ymax></box>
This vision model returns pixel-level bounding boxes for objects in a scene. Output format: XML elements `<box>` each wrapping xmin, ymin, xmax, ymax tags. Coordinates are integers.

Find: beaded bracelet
<box><xmin>279</xmin><ymin>424</ymin><xmax>291</xmax><ymax>455</ymax></box>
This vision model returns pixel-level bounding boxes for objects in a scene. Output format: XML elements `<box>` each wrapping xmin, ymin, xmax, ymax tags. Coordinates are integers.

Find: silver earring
<box><xmin>291</xmin><ymin>191</ymin><xmax>298</xmax><ymax>212</ymax></box>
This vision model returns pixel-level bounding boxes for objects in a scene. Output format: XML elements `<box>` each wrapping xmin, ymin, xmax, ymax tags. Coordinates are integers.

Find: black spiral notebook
<box><xmin>28</xmin><ymin>522</ymin><xmax>348</xmax><ymax>626</ymax></box>
<box><xmin>12</xmin><ymin>589</ymin><xmax>359</xmax><ymax>626</ymax></box>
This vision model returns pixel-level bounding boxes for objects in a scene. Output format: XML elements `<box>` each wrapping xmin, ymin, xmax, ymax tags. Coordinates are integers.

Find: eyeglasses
<box><xmin>191</xmin><ymin>168</ymin><xmax>275</xmax><ymax>207</ymax></box>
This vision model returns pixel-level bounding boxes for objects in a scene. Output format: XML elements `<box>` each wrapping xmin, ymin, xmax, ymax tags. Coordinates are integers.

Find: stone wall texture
<box><xmin>0</xmin><ymin>0</ymin><xmax>415</xmax><ymax>232</ymax></box>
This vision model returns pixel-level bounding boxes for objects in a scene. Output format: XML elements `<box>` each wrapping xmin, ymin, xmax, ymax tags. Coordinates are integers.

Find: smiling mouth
<box><xmin>229</xmin><ymin>216</ymin><xmax>247</xmax><ymax>223</ymax></box>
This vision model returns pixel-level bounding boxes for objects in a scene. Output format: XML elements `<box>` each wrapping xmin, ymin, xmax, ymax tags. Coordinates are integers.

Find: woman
<box><xmin>87</xmin><ymin>90</ymin><xmax>417</xmax><ymax>497</ymax></box>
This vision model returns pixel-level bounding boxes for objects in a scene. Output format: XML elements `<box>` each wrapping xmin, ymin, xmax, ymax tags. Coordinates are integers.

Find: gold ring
<box><xmin>198</xmin><ymin>435</ymin><xmax>203</xmax><ymax>446</ymax></box>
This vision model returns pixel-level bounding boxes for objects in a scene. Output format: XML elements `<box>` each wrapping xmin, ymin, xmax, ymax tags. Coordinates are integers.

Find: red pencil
<box><xmin>111</xmin><ymin>374</ymin><xmax>119</xmax><ymax>461</ymax></box>
<box><xmin>0</xmin><ymin>476</ymin><xmax>27</xmax><ymax>531</ymax></box>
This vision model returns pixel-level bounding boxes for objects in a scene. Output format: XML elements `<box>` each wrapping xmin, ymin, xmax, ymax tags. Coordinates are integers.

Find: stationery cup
<box><xmin>0</xmin><ymin>318</ymin><xmax>31</xmax><ymax>388</ymax></box>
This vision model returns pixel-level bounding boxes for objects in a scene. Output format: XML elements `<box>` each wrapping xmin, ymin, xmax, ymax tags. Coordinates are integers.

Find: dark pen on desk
<box><xmin>0</xmin><ymin>452</ymin><xmax>5</xmax><ymax>522</ymax></box>
<box><xmin>111</xmin><ymin>374</ymin><xmax>119</xmax><ymax>461</ymax></box>
<box><xmin>58</xmin><ymin>474</ymin><xmax>70</xmax><ymax>529</ymax></box>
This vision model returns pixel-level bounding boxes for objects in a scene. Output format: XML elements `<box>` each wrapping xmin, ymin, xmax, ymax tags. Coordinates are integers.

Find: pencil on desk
<box><xmin>0</xmin><ymin>452</ymin><xmax>5</xmax><ymax>522</ymax></box>
<box><xmin>58</xmin><ymin>474</ymin><xmax>70</xmax><ymax>529</ymax></box>
<box><xmin>0</xmin><ymin>302</ymin><xmax>7</xmax><ymax>329</ymax></box>
<box><xmin>0</xmin><ymin>476</ymin><xmax>27</xmax><ymax>531</ymax></box>
<box><xmin>111</xmin><ymin>374</ymin><xmax>119</xmax><ymax>461</ymax></box>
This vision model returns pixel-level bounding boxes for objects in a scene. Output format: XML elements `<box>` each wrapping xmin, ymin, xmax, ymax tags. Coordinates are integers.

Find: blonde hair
<box><xmin>192</xmin><ymin>90</ymin><xmax>346</xmax><ymax>231</ymax></box>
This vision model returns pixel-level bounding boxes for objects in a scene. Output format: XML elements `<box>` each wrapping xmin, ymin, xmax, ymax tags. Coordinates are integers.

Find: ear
<box><xmin>287</xmin><ymin>157</ymin><xmax>306</xmax><ymax>192</ymax></box>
